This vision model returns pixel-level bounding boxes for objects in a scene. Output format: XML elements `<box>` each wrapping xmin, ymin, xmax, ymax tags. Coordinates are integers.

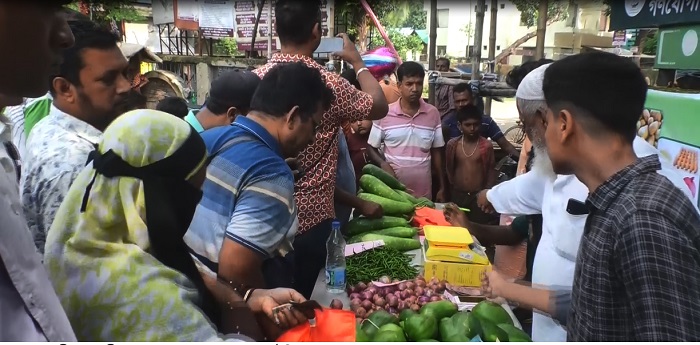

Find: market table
<box><xmin>309</xmin><ymin>247</ymin><xmax>522</xmax><ymax>329</ymax></box>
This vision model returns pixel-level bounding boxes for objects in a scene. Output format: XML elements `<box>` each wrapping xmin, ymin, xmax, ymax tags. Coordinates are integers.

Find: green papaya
<box><xmin>497</xmin><ymin>323</ymin><xmax>532</xmax><ymax>342</ymax></box>
<box><xmin>372</xmin><ymin>323</ymin><xmax>407</xmax><ymax>342</ymax></box>
<box><xmin>420</xmin><ymin>300</ymin><xmax>458</xmax><ymax>320</ymax></box>
<box><xmin>466</xmin><ymin>312</ymin><xmax>482</xmax><ymax>339</ymax></box>
<box><xmin>450</xmin><ymin>312</ymin><xmax>479</xmax><ymax>340</ymax></box>
<box><xmin>439</xmin><ymin>317</ymin><xmax>469</xmax><ymax>342</ymax></box>
<box><xmin>471</xmin><ymin>300</ymin><xmax>514</xmax><ymax>326</ymax></box>
<box><xmin>399</xmin><ymin>309</ymin><xmax>417</xmax><ymax>322</ymax></box>
<box><xmin>361</xmin><ymin>309</ymin><xmax>399</xmax><ymax>338</ymax></box>
<box><xmin>355</xmin><ymin>324</ymin><xmax>371</xmax><ymax>342</ymax></box>
<box><xmin>479</xmin><ymin>319</ymin><xmax>509</xmax><ymax>342</ymax></box>
<box><xmin>403</xmin><ymin>314</ymin><xmax>439</xmax><ymax>341</ymax></box>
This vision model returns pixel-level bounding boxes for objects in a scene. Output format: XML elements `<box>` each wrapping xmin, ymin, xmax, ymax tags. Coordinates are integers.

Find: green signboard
<box><xmin>610</xmin><ymin>0</ymin><xmax>700</xmax><ymax>30</ymax></box>
<box><xmin>638</xmin><ymin>90</ymin><xmax>700</xmax><ymax>207</ymax></box>
<box><xmin>656</xmin><ymin>25</ymin><xmax>700</xmax><ymax>69</ymax></box>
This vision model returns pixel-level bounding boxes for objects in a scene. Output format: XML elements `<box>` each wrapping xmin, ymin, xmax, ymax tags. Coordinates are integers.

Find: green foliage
<box><xmin>369</xmin><ymin>29</ymin><xmax>424</xmax><ymax>60</ymax></box>
<box><xmin>337</xmin><ymin>0</ymin><xmax>426</xmax><ymax>35</ymax></box>
<box><xmin>510</xmin><ymin>0</ymin><xmax>569</xmax><ymax>28</ymax></box>
<box><xmin>213</xmin><ymin>37</ymin><xmax>242</xmax><ymax>57</ymax></box>
<box><xmin>69</xmin><ymin>1</ymin><xmax>145</xmax><ymax>23</ymax></box>
<box><xmin>643</xmin><ymin>30</ymin><xmax>659</xmax><ymax>55</ymax></box>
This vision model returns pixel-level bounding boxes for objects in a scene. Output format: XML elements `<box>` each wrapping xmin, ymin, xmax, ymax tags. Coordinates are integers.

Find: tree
<box><xmin>69</xmin><ymin>1</ymin><xmax>145</xmax><ymax>24</ymax></box>
<box><xmin>249</xmin><ymin>0</ymin><xmax>266</xmax><ymax>57</ymax></box>
<box><xmin>369</xmin><ymin>29</ymin><xmax>424</xmax><ymax>60</ymax></box>
<box><xmin>336</xmin><ymin>0</ymin><xmax>425</xmax><ymax>52</ymax></box>
<box><xmin>495</xmin><ymin>0</ymin><xmax>569</xmax><ymax>63</ymax></box>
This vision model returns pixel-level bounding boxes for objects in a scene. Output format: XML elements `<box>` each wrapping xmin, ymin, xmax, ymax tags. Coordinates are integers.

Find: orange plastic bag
<box><xmin>412</xmin><ymin>206</ymin><xmax>451</xmax><ymax>230</ymax></box>
<box><xmin>276</xmin><ymin>308</ymin><xmax>357</xmax><ymax>342</ymax></box>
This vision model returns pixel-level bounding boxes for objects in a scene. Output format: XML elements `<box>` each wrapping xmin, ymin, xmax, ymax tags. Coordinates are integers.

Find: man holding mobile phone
<box><xmin>253</xmin><ymin>0</ymin><xmax>389</xmax><ymax>299</ymax></box>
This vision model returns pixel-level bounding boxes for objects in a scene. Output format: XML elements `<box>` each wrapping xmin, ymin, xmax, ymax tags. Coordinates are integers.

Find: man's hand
<box><xmin>477</xmin><ymin>190</ymin><xmax>495</xmax><ymax>213</ymax></box>
<box><xmin>358</xmin><ymin>200</ymin><xmax>383</xmax><ymax>219</ymax></box>
<box><xmin>380</xmin><ymin>162</ymin><xmax>396</xmax><ymax>177</ymax></box>
<box><xmin>435</xmin><ymin>189</ymin><xmax>446</xmax><ymax>203</ymax></box>
<box><xmin>443</xmin><ymin>203</ymin><xmax>469</xmax><ymax>227</ymax></box>
<box><xmin>481</xmin><ymin>270</ymin><xmax>509</xmax><ymax>299</ymax></box>
<box><xmin>285</xmin><ymin>158</ymin><xmax>303</xmax><ymax>182</ymax></box>
<box><xmin>248</xmin><ymin>288</ymin><xmax>308</xmax><ymax>329</ymax></box>
<box><xmin>333</xmin><ymin>33</ymin><xmax>363</xmax><ymax>67</ymax></box>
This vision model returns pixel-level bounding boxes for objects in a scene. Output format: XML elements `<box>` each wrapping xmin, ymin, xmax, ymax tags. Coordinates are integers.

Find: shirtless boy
<box><xmin>446</xmin><ymin>104</ymin><xmax>497</xmax><ymax>224</ymax></box>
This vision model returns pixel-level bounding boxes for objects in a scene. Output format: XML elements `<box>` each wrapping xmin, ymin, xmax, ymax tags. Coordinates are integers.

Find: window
<box><xmin>437</xmin><ymin>9</ymin><xmax>449</xmax><ymax>28</ymax></box>
<box><xmin>500</xmin><ymin>3</ymin><xmax>505</xmax><ymax>9</ymax></box>
<box><xmin>437</xmin><ymin>45</ymin><xmax>447</xmax><ymax>56</ymax></box>
<box><xmin>496</xmin><ymin>45</ymin><xmax>500</xmax><ymax>50</ymax></box>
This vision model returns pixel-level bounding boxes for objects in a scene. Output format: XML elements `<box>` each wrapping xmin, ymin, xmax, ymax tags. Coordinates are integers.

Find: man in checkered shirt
<box><xmin>542</xmin><ymin>52</ymin><xmax>700</xmax><ymax>341</ymax></box>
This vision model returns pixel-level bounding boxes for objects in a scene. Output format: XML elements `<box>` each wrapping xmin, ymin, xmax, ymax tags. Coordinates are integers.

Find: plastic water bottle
<box><xmin>325</xmin><ymin>220</ymin><xmax>346</xmax><ymax>293</ymax></box>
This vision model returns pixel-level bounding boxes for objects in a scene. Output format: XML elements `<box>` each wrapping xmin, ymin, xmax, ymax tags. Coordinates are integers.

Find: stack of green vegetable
<box><xmin>345</xmin><ymin>216</ymin><xmax>421</xmax><ymax>252</ymax></box>
<box><xmin>358</xmin><ymin>165</ymin><xmax>434</xmax><ymax>214</ymax></box>
<box><xmin>355</xmin><ymin>300</ymin><xmax>532</xmax><ymax>342</ymax></box>
<box><xmin>346</xmin><ymin>247</ymin><xmax>418</xmax><ymax>286</ymax></box>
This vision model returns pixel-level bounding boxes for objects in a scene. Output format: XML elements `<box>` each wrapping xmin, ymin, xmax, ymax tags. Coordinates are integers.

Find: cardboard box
<box><xmin>421</xmin><ymin>241</ymin><xmax>490</xmax><ymax>287</ymax></box>
<box><xmin>423</xmin><ymin>260</ymin><xmax>490</xmax><ymax>287</ymax></box>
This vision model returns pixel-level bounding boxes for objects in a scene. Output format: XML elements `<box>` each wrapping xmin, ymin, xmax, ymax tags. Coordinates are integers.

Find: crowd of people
<box><xmin>1</xmin><ymin>0</ymin><xmax>699</xmax><ymax>342</ymax></box>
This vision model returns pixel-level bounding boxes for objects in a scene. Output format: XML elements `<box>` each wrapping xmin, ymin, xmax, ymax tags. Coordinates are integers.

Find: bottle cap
<box><xmin>332</xmin><ymin>220</ymin><xmax>341</xmax><ymax>228</ymax></box>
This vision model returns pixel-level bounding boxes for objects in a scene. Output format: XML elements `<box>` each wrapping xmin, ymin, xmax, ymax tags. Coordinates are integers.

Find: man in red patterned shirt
<box><xmin>254</xmin><ymin>0</ymin><xmax>388</xmax><ymax>298</ymax></box>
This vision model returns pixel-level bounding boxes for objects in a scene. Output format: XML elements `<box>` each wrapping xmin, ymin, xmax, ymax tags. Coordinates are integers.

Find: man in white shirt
<box><xmin>0</xmin><ymin>2</ymin><xmax>77</xmax><ymax>341</ymax></box>
<box><xmin>21</xmin><ymin>20</ymin><xmax>131</xmax><ymax>254</ymax></box>
<box><xmin>475</xmin><ymin>63</ymin><xmax>696</xmax><ymax>341</ymax></box>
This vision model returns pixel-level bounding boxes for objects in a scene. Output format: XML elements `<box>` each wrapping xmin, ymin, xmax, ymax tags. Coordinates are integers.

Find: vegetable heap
<box><xmin>352</xmin><ymin>299</ymin><xmax>533</xmax><ymax>342</ymax></box>
<box><xmin>346</xmin><ymin>247</ymin><xmax>419</xmax><ymax>286</ymax></box>
<box><xmin>357</xmin><ymin>165</ymin><xmax>434</xmax><ymax>216</ymax></box>
<box><xmin>348</xmin><ymin>276</ymin><xmax>449</xmax><ymax>320</ymax></box>
<box><xmin>345</xmin><ymin>216</ymin><xmax>421</xmax><ymax>252</ymax></box>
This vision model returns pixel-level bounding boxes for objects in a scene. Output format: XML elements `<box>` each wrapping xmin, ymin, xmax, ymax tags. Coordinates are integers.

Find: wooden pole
<box><xmin>484</xmin><ymin>0</ymin><xmax>498</xmax><ymax>117</ymax></box>
<box><xmin>534</xmin><ymin>0</ymin><xmax>548</xmax><ymax>60</ymax></box>
<box><xmin>428</xmin><ymin>0</ymin><xmax>438</xmax><ymax>105</ymax></box>
<box><xmin>471</xmin><ymin>0</ymin><xmax>486</xmax><ymax>82</ymax></box>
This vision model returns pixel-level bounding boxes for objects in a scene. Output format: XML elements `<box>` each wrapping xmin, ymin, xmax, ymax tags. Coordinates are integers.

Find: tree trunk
<box><xmin>249</xmin><ymin>0</ymin><xmax>266</xmax><ymax>58</ymax></box>
<box><xmin>493</xmin><ymin>14</ymin><xmax>563</xmax><ymax>64</ymax></box>
<box><xmin>484</xmin><ymin>0</ymin><xmax>498</xmax><ymax>116</ymax></box>
<box><xmin>471</xmin><ymin>0</ymin><xmax>486</xmax><ymax>81</ymax></box>
<box><xmin>495</xmin><ymin>31</ymin><xmax>537</xmax><ymax>63</ymax></box>
<box><xmin>534</xmin><ymin>0</ymin><xmax>548</xmax><ymax>60</ymax></box>
<box><xmin>355</xmin><ymin>15</ymin><xmax>370</xmax><ymax>53</ymax></box>
<box><xmin>428</xmin><ymin>0</ymin><xmax>437</xmax><ymax>105</ymax></box>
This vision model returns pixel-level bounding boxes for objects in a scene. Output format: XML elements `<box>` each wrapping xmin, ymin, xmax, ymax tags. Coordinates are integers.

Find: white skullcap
<box><xmin>515</xmin><ymin>63</ymin><xmax>552</xmax><ymax>101</ymax></box>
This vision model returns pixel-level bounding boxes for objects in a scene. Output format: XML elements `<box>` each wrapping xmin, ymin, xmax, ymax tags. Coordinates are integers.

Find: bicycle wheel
<box><xmin>503</xmin><ymin>124</ymin><xmax>527</xmax><ymax>145</ymax></box>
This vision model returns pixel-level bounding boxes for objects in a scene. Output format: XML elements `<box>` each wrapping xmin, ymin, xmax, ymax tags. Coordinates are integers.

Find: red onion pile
<box><xmin>347</xmin><ymin>276</ymin><xmax>448</xmax><ymax>320</ymax></box>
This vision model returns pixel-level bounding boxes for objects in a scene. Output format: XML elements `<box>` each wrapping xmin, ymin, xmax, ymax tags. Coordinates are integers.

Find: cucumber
<box><xmin>362</xmin><ymin>164</ymin><xmax>406</xmax><ymax>191</ymax></box>
<box><xmin>416</xmin><ymin>197</ymin><xmax>435</xmax><ymax>208</ymax></box>
<box><xmin>358</xmin><ymin>193</ymin><xmax>415</xmax><ymax>216</ymax></box>
<box><xmin>396</xmin><ymin>189</ymin><xmax>420</xmax><ymax>204</ymax></box>
<box><xmin>359</xmin><ymin>175</ymin><xmax>405</xmax><ymax>202</ymax></box>
<box><xmin>368</xmin><ymin>226</ymin><xmax>417</xmax><ymax>238</ymax></box>
<box><xmin>350</xmin><ymin>233</ymin><xmax>421</xmax><ymax>252</ymax></box>
<box><xmin>345</xmin><ymin>216</ymin><xmax>411</xmax><ymax>237</ymax></box>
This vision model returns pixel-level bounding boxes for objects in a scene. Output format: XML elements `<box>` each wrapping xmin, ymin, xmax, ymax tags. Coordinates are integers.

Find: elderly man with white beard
<box><xmin>471</xmin><ymin>63</ymin><xmax>696</xmax><ymax>342</ymax></box>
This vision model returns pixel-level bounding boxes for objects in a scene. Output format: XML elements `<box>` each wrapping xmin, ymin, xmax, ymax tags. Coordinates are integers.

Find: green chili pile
<box><xmin>346</xmin><ymin>246</ymin><xmax>419</xmax><ymax>286</ymax></box>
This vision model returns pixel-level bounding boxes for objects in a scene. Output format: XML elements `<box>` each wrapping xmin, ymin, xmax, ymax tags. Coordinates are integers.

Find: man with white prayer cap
<box><xmin>474</xmin><ymin>63</ymin><xmax>696</xmax><ymax>341</ymax></box>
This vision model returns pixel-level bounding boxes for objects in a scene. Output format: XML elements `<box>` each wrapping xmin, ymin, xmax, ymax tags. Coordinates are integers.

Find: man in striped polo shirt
<box><xmin>185</xmin><ymin>62</ymin><xmax>333</xmax><ymax>291</ymax></box>
<box><xmin>368</xmin><ymin>61</ymin><xmax>447</xmax><ymax>201</ymax></box>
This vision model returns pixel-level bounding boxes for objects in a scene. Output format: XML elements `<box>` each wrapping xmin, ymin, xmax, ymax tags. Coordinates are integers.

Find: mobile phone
<box><xmin>314</xmin><ymin>37</ymin><xmax>344</xmax><ymax>53</ymax></box>
<box><xmin>566</xmin><ymin>199</ymin><xmax>589</xmax><ymax>216</ymax></box>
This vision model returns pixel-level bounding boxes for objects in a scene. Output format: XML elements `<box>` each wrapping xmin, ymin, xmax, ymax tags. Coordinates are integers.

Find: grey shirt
<box><xmin>0</xmin><ymin>116</ymin><xmax>76</xmax><ymax>341</ymax></box>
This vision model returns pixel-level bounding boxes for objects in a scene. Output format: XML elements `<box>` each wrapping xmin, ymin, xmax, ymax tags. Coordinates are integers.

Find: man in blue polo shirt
<box><xmin>185</xmin><ymin>62</ymin><xmax>333</xmax><ymax>290</ymax></box>
<box><xmin>442</xmin><ymin>83</ymin><xmax>520</xmax><ymax>159</ymax></box>
<box><xmin>184</xmin><ymin>69</ymin><xmax>260</xmax><ymax>132</ymax></box>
